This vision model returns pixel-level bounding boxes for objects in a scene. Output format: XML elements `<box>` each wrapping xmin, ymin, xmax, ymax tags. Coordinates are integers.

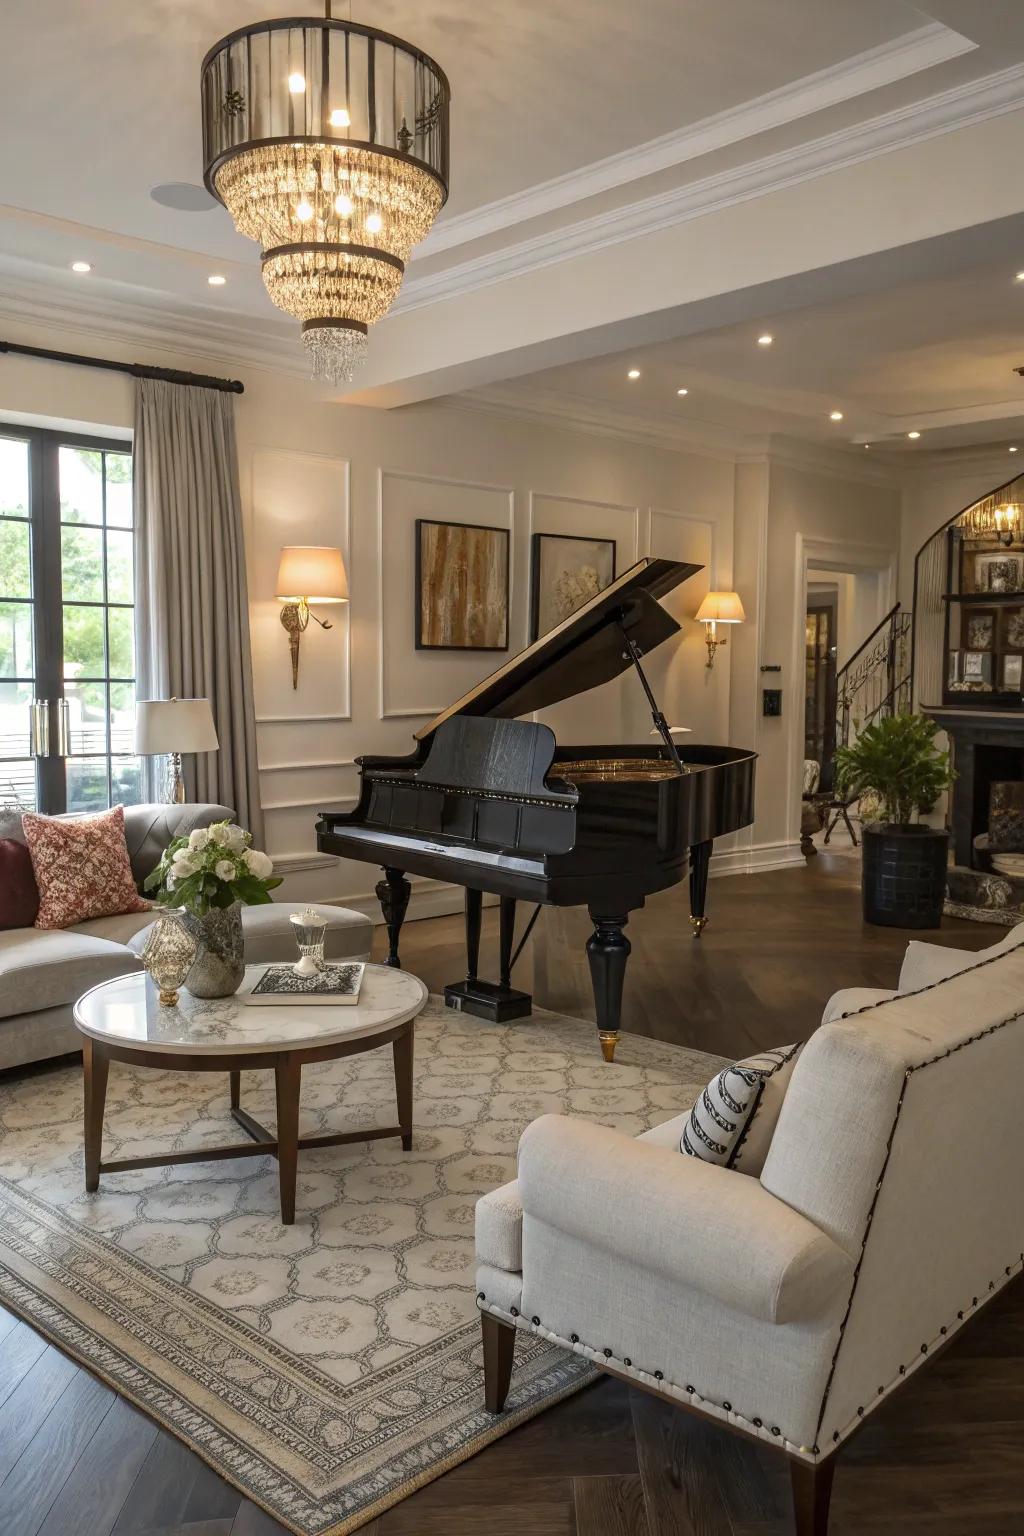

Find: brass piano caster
<box><xmin>599</xmin><ymin>1031</ymin><xmax>619</xmax><ymax>1064</ymax></box>
<box><xmin>690</xmin><ymin>915</ymin><xmax>708</xmax><ymax>939</ymax></box>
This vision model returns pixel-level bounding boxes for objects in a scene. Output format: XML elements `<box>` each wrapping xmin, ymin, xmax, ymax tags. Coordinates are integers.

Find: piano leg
<box><xmin>586</xmin><ymin>911</ymin><xmax>631</xmax><ymax>1064</ymax></box>
<box><xmin>376</xmin><ymin>866</ymin><xmax>411</xmax><ymax>967</ymax></box>
<box><xmin>465</xmin><ymin>887</ymin><xmax>483</xmax><ymax>982</ymax></box>
<box><xmin>498</xmin><ymin>897</ymin><xmax>516</xmax><ymax>989</ymax></box>
<box><xmin>689</xmin><ymin>838</ymin><xmax>713</xmax><ymax>938</ymax></box>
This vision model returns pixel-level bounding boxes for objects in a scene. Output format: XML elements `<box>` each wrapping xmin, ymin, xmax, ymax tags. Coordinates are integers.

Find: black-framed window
<box><xmin>0</xmin><ymin>425</ymin><xmax>140</xmax><ymax>815</ymax></box>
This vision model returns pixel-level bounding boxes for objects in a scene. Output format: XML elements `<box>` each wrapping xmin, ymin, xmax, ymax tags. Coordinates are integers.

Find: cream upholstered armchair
<box><xmin>476</xmin><ymin>930</ymin><xmax>1024</xmax><ymax>1535</ymax></box>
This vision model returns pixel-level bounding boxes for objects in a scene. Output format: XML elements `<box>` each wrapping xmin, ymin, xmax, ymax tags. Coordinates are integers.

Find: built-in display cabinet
<box><xmin>943</xmin><ymin>526</ymin><xmax>1024</xmax><ymax>708</ymax></box>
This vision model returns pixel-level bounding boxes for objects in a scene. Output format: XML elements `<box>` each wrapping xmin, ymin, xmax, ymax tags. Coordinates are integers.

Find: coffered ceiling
<box><xmin>2</xmin><ymin>1</ymin><xmax>1024</xmax><ymax>460</ymax></box>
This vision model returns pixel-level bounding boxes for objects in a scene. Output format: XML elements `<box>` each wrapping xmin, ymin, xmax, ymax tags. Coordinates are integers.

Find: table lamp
<box><xmin>694</xmin><ymin>591</ymin><xmax>745</xmax><ymax>669</ymax></box>
<box><xmin>275</xmin><ymin>546</ymin><xmax>349</xmax><ymax>689</ymax></box>
<box><xmin>135</xmin><ymin>698</ymin><xmax>219</xmax><ymax>804</ymax></box>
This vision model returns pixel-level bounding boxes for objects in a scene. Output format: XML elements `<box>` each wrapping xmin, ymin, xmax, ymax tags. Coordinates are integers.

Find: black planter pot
<box><xmin>861</xmin><ymin>823</ymin><xmax>950</xmax><ymax>929</ymax></box>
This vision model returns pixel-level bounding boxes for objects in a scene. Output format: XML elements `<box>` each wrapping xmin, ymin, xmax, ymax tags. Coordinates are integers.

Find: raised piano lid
<box><xmin>416</xmin><ymin>556</ymin><xmax>701</xmax><ymax>743</ymax></box>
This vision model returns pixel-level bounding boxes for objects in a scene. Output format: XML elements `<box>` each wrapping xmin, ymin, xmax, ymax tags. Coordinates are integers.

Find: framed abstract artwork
<box><xmin>415</xmin><ymin>518</ymin><xmax>510</xmax><ymax>650</ymax></box>
<box><xmin>529</xmin><ymin>532</ymin><xmax>617</xmax><ymax>641</ymax></box>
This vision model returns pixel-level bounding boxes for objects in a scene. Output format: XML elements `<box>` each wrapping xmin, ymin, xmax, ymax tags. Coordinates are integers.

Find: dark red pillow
<box><xmin>0</xmin><ymin>837</ymin><xmax>40</xmax><ymax>929</ymax></box>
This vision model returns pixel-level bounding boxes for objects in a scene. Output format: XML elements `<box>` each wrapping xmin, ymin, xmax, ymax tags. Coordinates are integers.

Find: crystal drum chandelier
<box><xmin>201</xmin><ymin>4</ymin><xmax>450</xmax><ymax>385</ymax></box>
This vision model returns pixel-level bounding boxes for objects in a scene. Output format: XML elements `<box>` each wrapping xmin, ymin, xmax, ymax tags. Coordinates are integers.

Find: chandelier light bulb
<box><xmin>295</xmin><ymin>199</ymin><xmax>315</xmax><ymax>222</ymax></box>
<box><xmin>288</xmin><ymin>72</ymin><xmax>306</xmax><ymax>94</ymax></box>
<box><xmin>329</xmin><ymin>107</ymin><xmax>351</xmax><ymax>128</ymax></box>
<box><xmin>335</xmin><ymin>193</ymin><xmax>353</xmax><ymax>217</ymax></box>
<box><xmin>365</xmin><ymin>211</ymin><xmax>383</xmax><ymax>234</ymax></box>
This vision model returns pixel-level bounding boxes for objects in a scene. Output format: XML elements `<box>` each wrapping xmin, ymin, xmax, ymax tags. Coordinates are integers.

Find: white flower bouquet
<box><xmin>145</xmin><ymin>820</ymin><xmax>282</xmax><ymax>915</ymax></box>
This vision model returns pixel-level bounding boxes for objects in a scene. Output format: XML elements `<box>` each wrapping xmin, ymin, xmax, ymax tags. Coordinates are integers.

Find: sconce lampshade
<box><xmin>135</xmin><ymin>698</ymin><xmax>219</xmax><ymax>755</ymax></box>
<box><xmin>695</xmin><ymin>590</ymin><xmax>745</xmax><ymax>624</ymax></box>
<box><xmin>276</xmin><ymin>546</ymin><xmax>349</xmax><ymax>604</ymax></box>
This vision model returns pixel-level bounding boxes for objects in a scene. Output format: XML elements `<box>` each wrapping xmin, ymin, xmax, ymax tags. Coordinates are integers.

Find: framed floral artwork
<box><xmin>963</xmin><ymin>609</ymin><xmax>995</xmax><ymax>651</ymax></box>
<box><xmin>529</xmin><ymin>533</ymin><xmax>617</xmax><ymax>641</ymax></box>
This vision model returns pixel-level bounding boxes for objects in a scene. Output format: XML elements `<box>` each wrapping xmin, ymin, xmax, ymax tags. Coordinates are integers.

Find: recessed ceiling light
<box><xmin>70</xmin><ymin>261</ymin><xmax>91</xmax><ymax>273</ymax></box>
<box><xmin>908</xmin><ymin>431</ymin><xmax>921</xmax><ymax>440</ymax></box>
<box><xmin>1011</xmin><ymin>446</ymin><xmax>1019</xmax><ymax>453</ymax></box>
<box><xmin>829</xmin><ymin>410</ymin><xmax>844</xmax><ymax>421</ymax></box>
<box><xmin>1016</xmin><ymin>272</ymin><xmax>1024</xmax><ymax>283</ymax></box>
<box><xmin>207</xmin><ymin>273</ymin><xmax>226</xmax><ymax>286</ymax></box>
<box><xmin>863</xmin><ymin>443</ymin><xmax>871</xmax><ymax>450</ymax></box>
<box><xmin>288</xmin><ymin>72</ymin><xmax>306</xmax><ymax>94</ymax></box>
<box><xmin>677</xmin><ymin>387</ymin><xmax>688</xmax><ymax>396</ymax></box>
<box><xmin>627</xmin><ymin>368</ymin><xmax>641</xmax><ymax>379</ymax></box>
<box><xmin>757</xmin><ymin>334</ymin><xmax>773</xmax><ymax>347</ymax></box>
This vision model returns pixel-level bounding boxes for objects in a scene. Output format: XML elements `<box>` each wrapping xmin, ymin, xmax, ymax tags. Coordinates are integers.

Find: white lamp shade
<box><xmin>135</xmin><ymin>698</ymin><xmax>219</xmax><ymax>755</ymax></box>
<box><xmin>276</xmin><ymin>546</ymin><xmax>349</xmax><ymax>603</ymax></box>
<box><xmin>695</xmin><ymin>590</ymin><xmax>745</xmax><ymax>624</ymax></box>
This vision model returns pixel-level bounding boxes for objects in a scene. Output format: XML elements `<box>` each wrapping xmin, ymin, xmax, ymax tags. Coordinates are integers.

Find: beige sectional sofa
<box><xmin>0</xmin><ymin>803</ymin><xmax>374</xmax><ymax>1071</ymax></box>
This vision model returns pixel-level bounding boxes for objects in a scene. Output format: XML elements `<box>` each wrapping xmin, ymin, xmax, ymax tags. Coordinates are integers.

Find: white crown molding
<box><xmin>448</xmin><ymin>384</ymin><xmax>742</xmax><ymax>462</ymax></box>
<box><xmin>0</xmin><ymin>269</ymin><xmax>305</xmax><ymax>379</ymax></box>
<box><xmin>422</xmin><ymin>23</ymin><xmax>975</xmax><ymax>257</ymax></box>
<box><xmin>397</xmin><ymin>64</ymin><xmax>1024</xmax><ymax>316</ymax></box>
<box><xmin>740</xmin><ymin>434</ymin><xmax>904</xmax><ymax>489</ymax></box>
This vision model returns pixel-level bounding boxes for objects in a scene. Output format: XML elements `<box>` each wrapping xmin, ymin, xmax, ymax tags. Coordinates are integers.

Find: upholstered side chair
<box><xmin>476</xmin><ymin>936</ymin><xmax>1024</xmax><ymax>1535</ymax></box>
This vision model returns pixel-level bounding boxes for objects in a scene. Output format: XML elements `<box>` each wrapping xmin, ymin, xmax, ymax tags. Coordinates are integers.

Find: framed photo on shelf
<box><xmin>963</xmin><ymin>650</ymin><xmax>993</xmax><ymax>685</ymax></box>
<box><xmin>973</xmin><ymin>551</ymin><xmax>1024</xmax><ymax>594</ymax></box>
<box><xmin>1003</xmin><ymin>606</ymin><xmax>1024</xmax><ymax>651</ymax></box>
<box><xmin>1002</xmin><ymin>653</ymin><xmax>1024</xmax><ymax>692</ymax></box>
<box><xmin>963</xmin><ymin>609</ymin><xmax>996</xmax><ymax>651</ymax></box>
<box><xmin>414</xmin><ymin>518</ymin><xmax>510</xmax><ymax>651</ymax></box>
<box><xmin>529</xmin><ymin>532</ymin><xmax>617</xmax><ymax>641</ymax></box>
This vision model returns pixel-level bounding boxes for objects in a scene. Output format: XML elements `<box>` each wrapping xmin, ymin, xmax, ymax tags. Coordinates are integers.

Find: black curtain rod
<box><xmin>0</xmin><ymin>339</ymin><xmax>244</xmax><ymax>394</ymax></box>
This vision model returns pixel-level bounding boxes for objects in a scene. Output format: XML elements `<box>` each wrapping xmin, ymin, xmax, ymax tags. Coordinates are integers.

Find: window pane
<box><xmin>0</xmin><ymin>519</ymin><xmax>31</xmax><ymax>599</ymax></box>
<box><xmin>0</xmin><ymin>680</ymin><xmax>32</xmax><ymax>761</ymax></box>
<box><xmin>0</xmin><ymin>438</ymin><xmax>29</xmax><ymax>518</ymax></box>
<box><xmin>61</xmin><ymin>525</ymin><xmax>104</xmax><ymax>601</ymax></box>
<box><xmin>0</xmin><ymin>603</ymin><xmax>33</xmax><ymax>680</ymax></box>
<box><xmin>59</xmin><ymin>446</ymin><xmax>105</xmax><ymax>525</ymax></box>
<box><xmin>0</xmin><ymin>760</ymin><xmax>36</xmax><ymax>811</ymax></box>
<box><xmin>66</xmin><ymin>680</ymin><xmax>107</xmax><ymax>756</ymax></box>
<box><xmin>106</xmin><ymin>530</ymin><xmax>133</xmax><ymax>603</ymax></box>
<box><xmin>105</xmin><ymin>455</ymin><xmax>133</xmax><ymax>528</ymax></box>
<box><xmin>111</xmin><ymin>756</ymin><xmax>144</xmax><ymax>806</ymax></box>
<box><xmin>66</xmin><ymin>757</ymin><xmax>108</xmax><ymax>814</ymax></box>
<box><xmin>107</xmin><ymin>607</ymin><xmax>134</xmax><ymax>679</ymax></box>
<box><xmin>109</xmin><ymin>681</ymin><xmax>135</xmax><ymax>755</ymax></box>
<box><xmin>63</xmin><ymin>604</ymin><xmax>106</xmax><ymax>678</ymax></box>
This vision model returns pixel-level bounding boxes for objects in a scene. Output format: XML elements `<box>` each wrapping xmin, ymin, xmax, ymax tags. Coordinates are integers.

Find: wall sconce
<box><xmin>694</xmin><ymin>590</ymin><xmax>745</xmax><ymax>669</ymax></box>
<box><xmin>275</xmin><ymin>546</ymin><xmax>349</xmax><ymax>689</ymax></box>
<box><xmin>993</xmin><ymin>504</ymin><xmax>1022</xmax><ymax>546</ymax></box>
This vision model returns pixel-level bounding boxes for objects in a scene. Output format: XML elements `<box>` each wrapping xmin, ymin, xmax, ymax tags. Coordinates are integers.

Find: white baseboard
<box><xmin>710</xmin><ymin>840</ymin><xmax>806</xmax><ymax>877</ymax></box>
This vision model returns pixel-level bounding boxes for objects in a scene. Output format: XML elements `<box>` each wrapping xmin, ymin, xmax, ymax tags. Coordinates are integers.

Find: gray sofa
<box><xmin>0</xmin><ymin>803</ymin><xmax>374</xmax><ymax>1071</ymax></box>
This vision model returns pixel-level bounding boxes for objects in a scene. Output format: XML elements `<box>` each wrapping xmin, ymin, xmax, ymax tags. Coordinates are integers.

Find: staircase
<box><xmin>834</xmin><ymin>602</ymin><xmax>913</xmax><ymax>759</ymax></box>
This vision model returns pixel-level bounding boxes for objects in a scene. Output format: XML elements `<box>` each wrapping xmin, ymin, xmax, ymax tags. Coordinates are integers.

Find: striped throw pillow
<box><xmin>681</xmin><ymin>1045</ymin><xmax>801</xmax><ymax>1173</ymax></box>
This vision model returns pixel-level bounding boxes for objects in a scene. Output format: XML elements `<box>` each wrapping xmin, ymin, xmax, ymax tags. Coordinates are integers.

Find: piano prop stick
<box><xmin>316</xmin><ymin>558</ymin><xmax>756</xmax><ymax>1062</ymax></box>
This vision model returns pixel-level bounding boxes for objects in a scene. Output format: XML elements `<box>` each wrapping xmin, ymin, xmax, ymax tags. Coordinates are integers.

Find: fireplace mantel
<box><xmin>925</xmin><ymin>705</ymin><xmax>1024</xmax><ymax>866</ymax></box>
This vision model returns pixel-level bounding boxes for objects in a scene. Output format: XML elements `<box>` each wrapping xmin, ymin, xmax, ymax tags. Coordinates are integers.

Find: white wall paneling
<box><xmin>378</xmin><ymin>469</ymin><xmax>516</xmax><ymax>720</ymax></box>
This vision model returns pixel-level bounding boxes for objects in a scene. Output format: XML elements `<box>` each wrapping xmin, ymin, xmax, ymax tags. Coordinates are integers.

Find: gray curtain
<box><xmin>134</xmin><ymin>379</ymin><xmax>264</xmax><ymax>845</ymax></box>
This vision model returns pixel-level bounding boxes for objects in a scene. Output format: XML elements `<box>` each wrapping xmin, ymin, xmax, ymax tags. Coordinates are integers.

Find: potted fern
<box><xmin>833</xmin><ymin>713</ymin><xmax>954</xmax><ymax>928</ymax></box>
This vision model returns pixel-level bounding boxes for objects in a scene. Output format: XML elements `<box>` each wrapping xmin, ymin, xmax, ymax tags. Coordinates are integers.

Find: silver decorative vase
<box><xmin>184</xmin><ymin>902</ymin><xmax>245</xmax><ymax>998</ymax></box>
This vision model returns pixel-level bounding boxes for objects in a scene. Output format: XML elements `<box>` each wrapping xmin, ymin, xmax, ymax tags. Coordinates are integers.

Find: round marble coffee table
<box><xmin>73</xmin><ymin>964</ymin><xmax>428</xmax><ymax>1223</ymax></box>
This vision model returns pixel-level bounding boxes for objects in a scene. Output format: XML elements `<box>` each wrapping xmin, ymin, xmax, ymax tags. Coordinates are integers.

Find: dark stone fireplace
<box><xmin>928</xmin><ymin>707</ymin><xmax>1024</xmax><ymax>920</ymax></box>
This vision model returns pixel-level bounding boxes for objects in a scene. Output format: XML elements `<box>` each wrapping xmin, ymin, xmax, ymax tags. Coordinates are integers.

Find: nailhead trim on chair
<box><xmin>813</xmin><ymin>1002</ymin><xmax>1024</xmax><ymax>1448</ymax></box>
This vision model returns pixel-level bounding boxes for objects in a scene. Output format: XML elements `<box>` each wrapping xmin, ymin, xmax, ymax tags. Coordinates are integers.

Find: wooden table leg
<box><xmin>229</xmin><ymin>1069</ymin><xmax>241</xmax><ymax>1110</ymax></box>
<box><xmin>393</xmin><ymin>1022</ymin><xmax>414</xmax><ymax>1152</ymax></box>
<box><xmin>275</xmin><ymin>1054</ymin><xmax>302</xmax><ymax>1224</ymax></box>
<box><xmin>82</xmin><ymin>1038</ymin><xmax>109</xmax><ymax>1193</ymax></box>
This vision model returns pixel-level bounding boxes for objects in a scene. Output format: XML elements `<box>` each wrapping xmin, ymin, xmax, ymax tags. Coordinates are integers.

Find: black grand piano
<box><xmin>317</xmin><ymin>557</ymin><xmax>756</xmax><ymax>1061</ymax></box>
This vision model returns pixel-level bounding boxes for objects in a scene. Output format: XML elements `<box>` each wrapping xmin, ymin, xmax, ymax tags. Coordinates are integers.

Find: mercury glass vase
<box><xmin>140</xmin><ymin>907</ymin><xmax>198</xmax><ymax>1007</ymax></box>
<box><xmin>183</xmin><ymin>902</ymin><xmax>245</xmax><ymax>998</ymax></box>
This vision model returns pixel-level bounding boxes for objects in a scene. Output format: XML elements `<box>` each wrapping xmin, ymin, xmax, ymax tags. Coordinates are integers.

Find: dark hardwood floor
<box><xmin>0</xmin><ymin>850</ymin><xmax>1016</xmax><ymax>1536</ymax></box>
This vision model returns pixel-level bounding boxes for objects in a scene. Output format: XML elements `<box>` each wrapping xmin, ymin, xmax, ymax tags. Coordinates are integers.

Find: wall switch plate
<box><xmin>762</xmin><ymin>688</ymin><xmax>782</xmax><ymax>717</ymax></box>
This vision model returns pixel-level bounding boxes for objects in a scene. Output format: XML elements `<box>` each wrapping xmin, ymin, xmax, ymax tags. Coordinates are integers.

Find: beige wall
<box><xmin>0</xmin><ymin>315</ymin><xmax>906</xmax><ymax>913</ymax></box>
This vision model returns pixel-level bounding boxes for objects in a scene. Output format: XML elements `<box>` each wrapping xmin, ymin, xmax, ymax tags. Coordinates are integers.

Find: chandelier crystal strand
<box><xmin>201</xmin><ymin>14</ymin><xmax>449</xmax><ymax>384</ymax></box>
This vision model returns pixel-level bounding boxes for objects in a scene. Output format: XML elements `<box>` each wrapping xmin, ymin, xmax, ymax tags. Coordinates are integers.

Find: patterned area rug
<box><xmin>0</xmin><ymin>998</ymin><xmax>721</xmax><ymax>1535</ymax></box>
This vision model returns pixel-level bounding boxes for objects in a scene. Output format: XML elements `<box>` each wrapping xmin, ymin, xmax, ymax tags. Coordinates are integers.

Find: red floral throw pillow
<box><xmin>0</xmin><ymin>838</ymin><xmax>40</xmax><ymax>929</ymax></box>
<box><xmin>23</xmin><ymin>806</ymin><xmax>151</xmax><ymax>930</ymax></box>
